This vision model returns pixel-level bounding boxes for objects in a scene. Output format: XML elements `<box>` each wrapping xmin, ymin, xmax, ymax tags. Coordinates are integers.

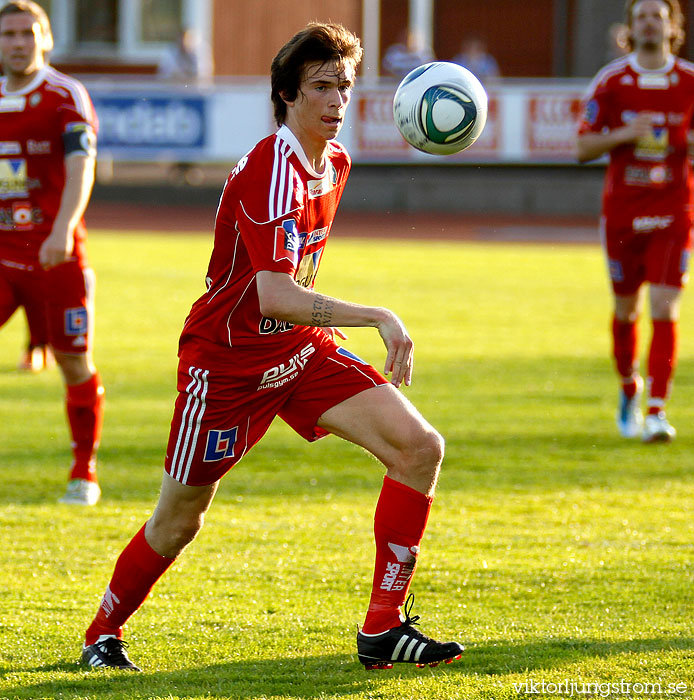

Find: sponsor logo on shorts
<box><xmin>608</xmin><ymin>258</ymin><xmax>624</xmax><ymax>283</ymax></box>
<box><xmin>65</xmin><ymin>307</ymin><xmax>88</xmax><ymax>336</ymax></box>
<box><xmin>204</xmin><ymin>427</ymin><xmax>238</xmax><ymax>462</ymax></box>
<box><xmin>632</xmin><ymin>215</ymin><xmax>674</xmax><ymax>234</ymax></box>
<box><xmin>257</xmin><ymin>343</ymin><xmax>315</xmax><ymax>391</ymax></box>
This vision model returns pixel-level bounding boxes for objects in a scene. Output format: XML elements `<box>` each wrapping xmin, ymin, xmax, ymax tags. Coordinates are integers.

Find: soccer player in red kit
<box><xmin>81</xmin><ymin>22</ymin><xmax>463</xmax><ymax>671</ymax></box>
<box><xmin>577</xmin><ymin>0</ymin><xmax>693</xmax><ymax>442</ymax></box>
<box><xmin>0</xmin><ymin>1</ymin><xmax>103</xmax><ymax>503</ymax></box>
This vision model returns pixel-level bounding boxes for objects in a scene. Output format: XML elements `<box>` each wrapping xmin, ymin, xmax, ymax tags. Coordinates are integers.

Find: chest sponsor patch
<box><xmin>0</xmin><ymin>95</ymin><xmax>26</xmax><ymax>112</ymax></box>
<box><xmin>0</xmin><ymin>141</ymin><xmax>21</xmax><ymax>155</ymax></box>
<box><xmin>0</xmin><ymin>158</ymin><xmax>28</xmax><ymax>199</ymax></box>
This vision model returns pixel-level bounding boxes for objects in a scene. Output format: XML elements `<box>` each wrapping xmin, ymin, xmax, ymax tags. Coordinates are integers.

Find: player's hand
<box><xmin>39</xmin><ymin>227</ymin><xmax>74</xmax><ymax>269</ymax></box>
<box><xmin>377</xmin><ymin>310</ymin><xmax>414</xmax><ymax>388</ymax></box>
<box><xmin>622</xmin><ymin>112</ymin><xmax>655</xmax><ymax>143</ymax></box>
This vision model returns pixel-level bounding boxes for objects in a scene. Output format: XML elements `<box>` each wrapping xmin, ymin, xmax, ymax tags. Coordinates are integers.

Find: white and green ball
<box><xmin>393</xmin><ymin>61</ymin><xmax>488</xmax><ymax>155</ymax></box>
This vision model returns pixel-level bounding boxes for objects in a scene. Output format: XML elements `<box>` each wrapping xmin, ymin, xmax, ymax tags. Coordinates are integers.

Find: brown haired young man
<box><xmin>577</xmin><ymin>0</ymin><xmax>694</xmax><ymax>442</ymax></box>
<box><xmin>81</xmin><ymin>22</ymin><xmax>463</xmax><ymax>672</ymax></box>
<box><xmin>0</xmin><ymin>1</ymin><xmax>103</xmax><ymax>502</ymax></box>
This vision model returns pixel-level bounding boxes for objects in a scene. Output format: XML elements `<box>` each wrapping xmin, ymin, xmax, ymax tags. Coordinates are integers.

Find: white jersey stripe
<box><xmin>269</xmin><ymin>138</ymin><xmax>280</xmax><ymax>220</ymax></box>
<box><xmin>45</xmin><ymin>66</ymin><xmax>94</xmax><ymax>121</ymax></box>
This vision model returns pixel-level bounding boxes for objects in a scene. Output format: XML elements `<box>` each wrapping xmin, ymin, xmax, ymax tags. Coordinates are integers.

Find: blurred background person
<box><xmin>158</xmin><ymin>27</ymin><xmax>213</xmax><ymax>85</ymax></box>
<box><xmin>0</xmin><ymin>0</ymin><xmax>104</xmax><ymax>503</ymax></box>
<box><xmin>158</xmin><ymin>28</ymin><xmax>213</xmax><ymax>186</ymax></box>
<box><xmin>382</xmin><ymin>28</ymin><xmax>435</xmax><ymax>79</ymax></box>
<box><xmin>451</xmin><ymin>34</ymin><xmax>500</xmax><ymax>82</ymax></box>
<box><xmin>606</xmin><ymin>22</ymin><xmax>630</xmax><ymax>61</ymax></box>
<box><xmin>576</xmin><ymin>0</ymin><xmax>691</xmax><ymax>443</ymax></box>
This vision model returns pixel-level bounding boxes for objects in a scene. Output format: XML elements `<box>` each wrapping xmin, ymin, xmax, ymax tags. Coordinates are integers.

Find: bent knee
<box><xmin>147</xmin><ymin>512</ymin><xmax>204</xmax><ymax>558</ymax></box>
<box><xmin>397</xmin><ymin>426</ymin><xmax>444</xmax><ymax>473</ymax></box>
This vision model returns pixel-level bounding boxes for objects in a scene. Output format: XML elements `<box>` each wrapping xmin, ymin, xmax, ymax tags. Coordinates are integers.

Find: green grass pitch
<box><xmin>0</xmin><ymin>230</ymin><xmax>693</xmax><ymax>700</ymax></box>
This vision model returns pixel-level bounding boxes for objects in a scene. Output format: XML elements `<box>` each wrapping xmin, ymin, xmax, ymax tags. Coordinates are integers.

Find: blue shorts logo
<box><xmin>608</xmin><ymin>259</ymin><xmax>624</xmax><ymax>283</ymax></box>
<box><xmin>204</xmin><ymin>427</ymin><xmax>238</xmax><ymax>462</ymax></box>
<box><xmin>65</xmin><ymin>307</ymin><xmax>88</xmax><ymax>336</ymax></box>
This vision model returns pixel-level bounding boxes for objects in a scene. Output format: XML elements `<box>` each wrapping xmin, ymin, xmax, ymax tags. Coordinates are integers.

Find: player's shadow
<box><xmin>10</xmin><ymin>636</ymin><xmax>694</xmax><ymax>698</ymax></box>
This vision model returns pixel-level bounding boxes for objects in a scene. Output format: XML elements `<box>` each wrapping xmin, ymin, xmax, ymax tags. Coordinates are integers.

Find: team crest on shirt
<box><xmin>29</xmin><ymin>92</ymin><xmax>42</xmax><ymax>107</ymax></box>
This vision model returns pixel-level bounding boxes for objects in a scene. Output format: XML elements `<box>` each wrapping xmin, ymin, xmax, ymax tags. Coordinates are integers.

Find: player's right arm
<box><xmin>256</xmin><ymin>270</ymin><xmax>414</xmax><ymax>387</ymax></box>
<box><xmin>576</xmin><ymin>112</ymin><xmax>654</xmax><ymax>163</ymax></box>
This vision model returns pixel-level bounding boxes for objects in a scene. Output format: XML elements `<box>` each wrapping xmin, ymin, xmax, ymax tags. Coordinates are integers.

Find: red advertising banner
<box><xmin>525</xmin><ymin>92</ymin><xmax>584</xmax><ymax>159</ymax></box>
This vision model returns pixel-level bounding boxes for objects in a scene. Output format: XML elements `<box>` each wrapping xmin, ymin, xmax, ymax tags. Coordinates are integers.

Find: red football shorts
<box><xmin>601</xmin><ymin>214</ymin><xmax>692</xmax><ymax>296</ymax></box>
<box><xmin>165</xmin><ymin>331</ymin><xmax>389</xmax><ymax>486</ymax></box>
<box><xmin>0</xmin><ymin>259</ymin><xmax>95</xmax><ymax>354</ymax></box>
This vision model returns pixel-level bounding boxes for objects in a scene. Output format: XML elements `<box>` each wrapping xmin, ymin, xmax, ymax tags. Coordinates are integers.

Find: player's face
<box><xmin>285</xmin><ymin>60</ymin><xmax>354</xmax><ymax>147</ymax></box>
<box><xmin>630</xmin><ymin>0</ymin><xmax>674</xmax><ymax>51</ymax></box>
<box><xmin>0</xmin><ymin>12</ymin><xmax>46</xmax><ymax>79</ymax></box>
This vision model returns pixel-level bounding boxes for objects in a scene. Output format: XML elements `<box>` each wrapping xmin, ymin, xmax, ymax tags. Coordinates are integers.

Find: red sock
<box><xmin>647</xmin><ymin>320</ymin><xmax>677</xmax><ymax>413</ymax></box>
<box><xmin>85</xmin><ymin>523</ymin><xmax>174</xmax><ymax>645</ymax></box>
<box><xmin>612</xmin><ymin>317</ymin><xmax>639</xmax><ymax>396</ymax></box>
<box><xmin>362</xmin><ymin>476</ymin><xmax>432</xmax><ymax>634</ymax></box>
<box><xmin>66</xmin><ymin>373</ymin><xmax>105</xmax><ymax>482</ymax></box>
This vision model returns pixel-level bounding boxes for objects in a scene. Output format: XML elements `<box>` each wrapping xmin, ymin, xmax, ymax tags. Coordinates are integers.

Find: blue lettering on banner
<box><xmin>204</xmin><ymin>427</ymin><xmax>238</xmax><ymax>462</ymax></box>
<box><xmin>91</xmin><ymin>94</ymin><xmax>207</xmax><ymax>154</ymax></box>
<box><xmin>64</xmin><ymin>307</ymin><xmax>88</xmax><ymax>336</ymax></box>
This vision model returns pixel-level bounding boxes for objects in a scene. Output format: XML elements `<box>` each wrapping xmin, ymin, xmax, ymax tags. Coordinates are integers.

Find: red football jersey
<box><xmin>578</xmin><ymin>54</ymin><xmax>694</xmax><ymax>220</ymax></box>
<box><xmin>0</xmin><ymin>66</ymin><xmax>97</xmax><ymax>266</ymax></box>
<box><xmin>179</xmin><ymin>125</ymin><xmax>351</xmax><ymax>358</ymax></box>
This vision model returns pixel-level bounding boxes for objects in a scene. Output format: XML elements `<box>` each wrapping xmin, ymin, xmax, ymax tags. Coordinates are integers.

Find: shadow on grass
<box><xmin>7</xmin><ymin>637</ymin><xmax>694</xmax><ymax>699</ymax></box>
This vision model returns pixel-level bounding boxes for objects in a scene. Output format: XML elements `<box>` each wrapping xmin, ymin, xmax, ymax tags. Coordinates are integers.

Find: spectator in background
<box><xmin>382</xmin><ymin>28</ymin><xmax>435</xmax><ymax>79</ymax></box>
<box><xmin>158</xmin><ymin>28</ymin><xmax>213</xmax><ymax>185</ymax></box>
<box><xmin>158</xmin><ymin>28</ymin><xmax>213</xmax><ymax>84</ymax></box>
<box><xmin>452</xmin><ymin>35</ymin><xmax>500</xmax><ymax>82</ymax></box>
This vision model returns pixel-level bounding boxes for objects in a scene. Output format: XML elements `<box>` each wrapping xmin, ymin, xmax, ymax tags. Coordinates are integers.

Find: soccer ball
<box><xmin>392</xmin><ymin>61</ymin><xmax>488</xmax><ymax>155</ymax></box>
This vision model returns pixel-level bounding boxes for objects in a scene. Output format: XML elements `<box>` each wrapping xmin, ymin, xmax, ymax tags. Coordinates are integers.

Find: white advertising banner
<box><xmin>86</xmin><ymin>79</ymin><xmax>588</xmax><ymax>165</ymax></box>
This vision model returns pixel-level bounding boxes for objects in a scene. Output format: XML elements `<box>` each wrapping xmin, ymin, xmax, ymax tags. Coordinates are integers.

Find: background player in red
<box><xmin>0</xmin><ymin>1</ymin><xmax>104</xmax><ymax>503</ymax></box>
<box><xmin>81</xmin><ymin>22</ymin><xmax>463</xmax><ymax>672</ymax></box>
<box><xmin>577</xmin><ymin>0</ymin><xmax>693</xmax><ymax>442</ymax></box>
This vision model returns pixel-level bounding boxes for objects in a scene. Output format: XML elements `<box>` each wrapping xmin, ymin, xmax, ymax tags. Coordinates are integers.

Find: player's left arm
<box><xmin>39</xmin><ymin>120</ymin><xmax>97</xmax><ymax>269</ymax></box>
